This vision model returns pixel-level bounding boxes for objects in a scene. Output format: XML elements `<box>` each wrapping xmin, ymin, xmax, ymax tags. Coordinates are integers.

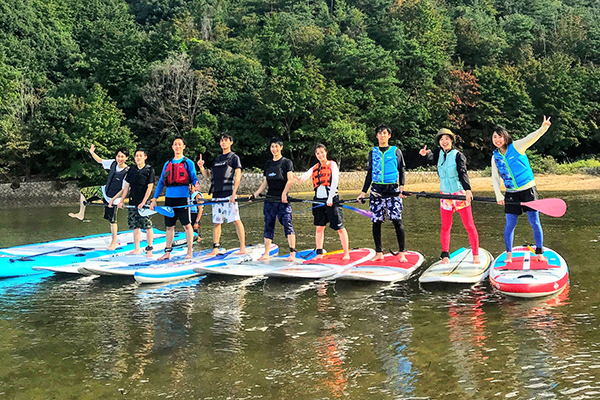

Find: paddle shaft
<box><xmin>10</xmin><ymin>245</ymin><xmax>91</xmax><ymax>262</ymax></box>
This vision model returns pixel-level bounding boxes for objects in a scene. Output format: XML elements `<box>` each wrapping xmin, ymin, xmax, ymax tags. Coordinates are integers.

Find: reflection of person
<box><xmin>419</xmin><ymin>129</ymin><xmax>480</xmax><ymax>264</ymax></box>
<box><xmin>189</xmin><ymin>182</ymin><xmax>204</xmax><ymax>243</ymax></box>
<box><xmin>296</xmin><ymin>144</ymin><xmax>349</xmax><ymax>260</ymax></box>
<box><xmin>150</xmin><ymin>137</ymin><xmax>198</xmax><ymax>260</ymax></box>
<box><xmin>197</xmin><ymin>133</ymin><xmax>246</xmax><ymax>255</ymax></box>
<box><xmin>251</xmin><ymin>137</ymin><xmax>296</xmax><ymax>261</ymax></box>
<box><xmin>357</xmin><ymin>125</ymin><xmax>407</xmax><ymax>262</ymax></box>
<box><xmin>110</xmin><ymin>149</ymin><xmax>155</xmax><ymax>257</ymax></box>
<box><xmin>491</xmin><ymin>116</ymin><xmax>552</xmax><ymax>263</ymax></box>
<box><xmin>69</xmin><ymin>144</ymin><xmax>129</xmax><ymax>250</ymax></box>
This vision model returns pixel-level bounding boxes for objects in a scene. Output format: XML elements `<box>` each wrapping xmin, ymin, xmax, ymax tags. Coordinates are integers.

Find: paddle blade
<box><xmin>523</xmin><ymin>198</ymin><xmax>566</xmax><ymax>218</ymax></box>
<box><xmin>342</xmin><ymin>204</ymin><xmax>374</xmax><ymax>219</ymax></box>
<box><xmin>138</xmin><ymin>208</ymin><xmax>158</xmax><ymax>217</ymax></box>
<box><xmin>154</xmin><ymin>206</ymin><xmax>175</xmax><ymax>218</ymax></box>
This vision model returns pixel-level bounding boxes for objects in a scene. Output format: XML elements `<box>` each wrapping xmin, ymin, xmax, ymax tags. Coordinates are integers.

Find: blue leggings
<box><xmin>504</xmin><ymin>211</ymin><xmax>543</xmax><ymax>253</ymax></box>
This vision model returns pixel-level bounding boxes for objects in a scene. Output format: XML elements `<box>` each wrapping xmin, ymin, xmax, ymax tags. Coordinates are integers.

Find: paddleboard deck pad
<box><xmin>419</xmin><ymin>247</ymin><xmax>493</xmax><ymax>284</ymax></box>
<box><xmin>490</xmin><ymin>246</ymin><xmax>568</xmax><ymax>298</ymax></box>
<box><xmin>334</xmin><ymin>250</ymin><xmax>425</xmax><ymax>282</ymax></box>
<box><xmin>265</xmin><ymin>248</ymin><xmax>376</xmax><ymax>279</ymax></box>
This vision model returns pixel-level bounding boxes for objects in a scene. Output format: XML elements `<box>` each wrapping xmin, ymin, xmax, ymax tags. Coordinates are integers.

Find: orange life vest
<box><xmin>312</xmin><ymin>161</ymin><xmax>333</xmax><ymax>189</ymax></box>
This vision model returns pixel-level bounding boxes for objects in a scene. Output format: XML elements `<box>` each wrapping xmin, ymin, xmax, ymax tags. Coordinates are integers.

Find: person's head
<box><xmin>269</xmin><ymin>137</ymin><xmax>283</xmax><ymax>158</ymax></box>
<box><xmin>491</xmin><ymin>125</ymin><xmax>512</xmax><ymax>149</ymax></box>
<box><xmin>314</xmin><ymin>143</ymin><xmax>328</xmax><ymax>163</ymax></box>
<box><xmin>134</xmin><ymin>148</ymin><xmax>148</xmax><ymax>166</ymax></box>
<box><xmin>375</xmin><ymin>124</ymin><xmax>392</xmax><ymax>146</ymax></box>
<box><xmin>435</xmin><ymin>128</ymin><xmax>455</xmax><ymax>151</ymax></box>
<box><xmin>220</xmin><ymin>132</ymin><xmax>233</xmax><ymax>152</ymax></box>
<box><xmin>172</xmin><ymin>136</ymin><xmax>186</xmax><ymax>156</ymax></box>
<box><xmin>114</xmin><ymin>147</ymin><xmax>129</xmax><ymax>165</ymax></box>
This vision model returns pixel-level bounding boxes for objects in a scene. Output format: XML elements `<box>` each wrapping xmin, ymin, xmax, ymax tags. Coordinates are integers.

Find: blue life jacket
<box><xmin>493</xmin><ymin>144</ymin><xmax>534</xmax><ymax>190</ymax></box>
<box><xmin>437</xmin><ymin>149</ymin><xmax>463</xmax><ymax>193</ymax></box>
<box><xmin>372</xmin><ymin>146</ymin><xmax>398</xmax><ymax>184</ymax></box>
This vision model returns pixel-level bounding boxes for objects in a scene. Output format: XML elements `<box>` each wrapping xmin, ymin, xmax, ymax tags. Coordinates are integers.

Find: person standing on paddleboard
<box><xmin>150</xmin><ymin>137</ymin><xmax>199</xmax><ymax>259</ymax></box>
<box><xmin>296</xmin><ymin>144</ymin><xmax>350</xmax><ymax>260</ymax></box>
<box><xmin>357</xmin><ymin>124</ymin><xmax>408</xmax><ymax>262</ymax></box>
<box><xmin>197</xmin><ymin>132</ymin><xmax>246</xmax><ymax>256</ymax></box>
<box><xmin>250</xmin><ymin>137</ymin><xmax>296</xmax><ymax>262</ymax></box>
<box><xmin>109</xmin><ymin>148</ymin><xmax>156</xmax><ymax>257</ymax></box>
<box><xmin>419</xmin><ymin>129</ymin><xmax>480</xmax><ymax>264</ymax></box>
<box><xmin>491</xmin><ymin>116</ymin><xmax>552</xmax><ymax>263</ymax></box>
<box><xmin>69</xmin><ymin>145</ymin><xmax>130</xmax><ymax>250</ymax></box>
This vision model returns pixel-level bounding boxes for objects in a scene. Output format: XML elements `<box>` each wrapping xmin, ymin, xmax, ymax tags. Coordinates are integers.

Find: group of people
<box><xmin>71</xmin><ymin>115</ymin><xmax>552</xmax><ymax>265</ymax></box>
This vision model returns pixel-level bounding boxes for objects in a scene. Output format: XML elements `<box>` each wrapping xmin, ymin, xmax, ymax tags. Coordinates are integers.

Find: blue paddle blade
<box><xmin>155</xmin><ymin>206</ymin><xmax>175</xmax><ymax>218</ymax></box>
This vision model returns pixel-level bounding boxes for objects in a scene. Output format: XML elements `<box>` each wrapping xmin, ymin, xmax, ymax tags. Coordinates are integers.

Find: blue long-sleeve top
<box><xmin>153</xmin><ymin>157</ymin><xmax>199</xmax><ymax>199</ymax></box>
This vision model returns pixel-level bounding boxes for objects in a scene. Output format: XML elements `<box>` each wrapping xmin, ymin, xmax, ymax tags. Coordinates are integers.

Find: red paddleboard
<box><xmin>333</xmin><ymin>251</ymin><xmax>424</xmax><ymax>282</ymax></box>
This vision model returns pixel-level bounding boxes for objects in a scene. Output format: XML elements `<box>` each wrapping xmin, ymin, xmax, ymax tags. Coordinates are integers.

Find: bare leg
<box><xmin>184</xmin><ymin>224</ymin><xmax>194</xmax><ymax>258</ymax></box>
<box><xmin>209</xmin><ymin>223</ymin><xmax>222</xmax><ymax>255</ymax></box>
<box><xmin>68</xmin><ymin>194</ymin><xmax>87</xmax><ymax>220</ymax></box>
<box><xmin>285</xmin><ymin>233</ymin><xmax>296</xmax><ymax>261</ymax></box>
<box><xmin>397</xmin><ymin>251</ymin><xmax>408</xmax><ymax>263</ymax></box>
<box><xmin>129</xmin><ymin>229</ymin><xmax>142</xmax><ymax>255</ymax></box>
<box><xmin>234</xmin><ymin>220</ymin><xmax>246</xmax><ymax>254</ymax></box>
<box><xmin>505</xmin><ymin>251</ymin><xmax>513</xmax><ymax>263</ymax></box>
<box><xmin>158</xmin><ymin>226</ymin><xmax>175</xmax><ymax>260</ymax></box>
<box><xmin>145</xmin><ymin>228</ymin><xmax>154</xmax><ymax>257</ymax></box>
<box><xmin>108</xmin><ymin>223</ymin><xmax>118</xmax><ymax>250</ymax></box>
<box><xmin>315</xmin><ymin>226</ymin><xmax>325</xmax><ymax>259</ymax></box>
<box><xmin>258</xmin><ymin>238</ymin><xmax>272</xmax><ymax>261</ymax></box>
<box><xmin>337</xmin><ymin>228</ymin><xmax>350</xmax><ymax>260</ymax></box>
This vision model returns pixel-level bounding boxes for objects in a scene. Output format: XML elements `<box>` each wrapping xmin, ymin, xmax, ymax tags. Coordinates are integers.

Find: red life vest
<box><xmin>311</xmin><ymin>161</ymin><xmax>333</xmax><ymax>189</ymax></box>
<box><xmin>163</xmin><ymin>158</ymin><xmax>190</xmax><ymax>186</ymax></box>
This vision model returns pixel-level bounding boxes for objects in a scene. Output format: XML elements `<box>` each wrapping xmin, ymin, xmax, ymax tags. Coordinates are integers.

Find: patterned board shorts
<box><xmin>128</xmin><ymin>207</ymin><xmax>152</xmax><ymax>230</ymax></box>
<box><xmin>440</xmin><ymin>190</ymin><xmax>470</xmax><ymax>212</ymax></box>
<box><xmin>369</xmin><ymin>195</ymin><xmax>403</xmax><ymax>222</ymax></box>
<box><xmin>212</xmin><ymin>196</ymin><xmax>241</xmax><ymax>224</ymax></box>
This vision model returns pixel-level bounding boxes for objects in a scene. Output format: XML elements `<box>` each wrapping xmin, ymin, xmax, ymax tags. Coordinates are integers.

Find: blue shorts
<box><xmin>369</xmin><ymin>195</ymin><xmax>403</xmax><ymax>222</ymax></box>
<box><xmin>263</xmin><ymin>202</ymin><xmax>295</xmax><ymax>240</ymax></box>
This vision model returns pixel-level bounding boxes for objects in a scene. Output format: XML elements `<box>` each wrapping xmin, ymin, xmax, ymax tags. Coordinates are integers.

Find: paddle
<box><xmin>9</xmin><ymin>246</ymin><xmax>93</xmax><ymax>263</ymax></box>
<box><xmin>402</xmin><ymin>191</ymin><xmax>566</xmax><ymax>218</ymax></box>
<box><xmin>85</xmin><ymin>202</ymin><xmax>174</xmax><ymax>218</ymax></box>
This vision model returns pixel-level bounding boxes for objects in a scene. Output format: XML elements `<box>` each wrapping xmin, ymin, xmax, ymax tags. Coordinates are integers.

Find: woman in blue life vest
<box><xmin>419</xmin><ymin>129</ymin><xmax>480</xmax><ymax>264</ymax></box>
<box><xmin>491</xmin><ymin>116</ymin><xmax>552</xmax><ymax>263</ymax></box>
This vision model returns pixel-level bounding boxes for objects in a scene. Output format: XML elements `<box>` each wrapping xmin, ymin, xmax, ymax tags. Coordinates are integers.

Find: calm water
<box><xmin>0</xmin><ymin>191</ymin><xmax>599</xmax><ymax>399</ymax></box>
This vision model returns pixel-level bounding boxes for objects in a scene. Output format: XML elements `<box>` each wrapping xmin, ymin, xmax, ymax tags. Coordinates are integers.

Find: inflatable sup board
<box><xmin>334</xmin><ymin>250</ymin><xmax>424</xmax><ymax>282</ymax></box>
<box><xmin>419</xmin><ymin>247</ymin><xmax>493</xmax><ymax>284</ymax></box>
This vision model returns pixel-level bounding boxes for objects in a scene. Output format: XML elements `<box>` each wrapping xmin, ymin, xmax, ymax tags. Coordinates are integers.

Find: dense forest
<box><xmin>1</xmin><ymin>0</ymin><xmax>599</xmax><ymax>183</ymax></box>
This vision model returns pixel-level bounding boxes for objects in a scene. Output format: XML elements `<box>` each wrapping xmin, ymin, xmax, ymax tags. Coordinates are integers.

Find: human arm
<box><xmin>281</xmin><ymin>170</ymin><xmax>295</xmax><ymax>203</ymax></box>
<box><xmin>187</xmin><ymin>158</ymin><xmax>199</xmax><ymax>187</ymax></box>
<box><xmin>89</xmin><ymin>144</ymin><xmax>104</xmax><ymax>164</ymax></box>
<box><xmin>111</xmin><ymin>183</ymin><xmax>128</xmax><ymax>209</ymax></box>
<box><xmin>358</xmin><ymin>151</ymin><xmax>373</xmax><ymax>199</ymax></box>
<box><xmin>230</xmin><ymin>168</ymin><xmax>242</xmax><ymax>203</ymax></box>
<box><xmin>397</xmin><ymin>148</ymin><xmax>406</xmax><ymax>198</ymax></box>
<box><xmin>296</xmin><ymin>166</ymin><xmax>314</xmax><ymax>183</ymax></box>
<box><xmin>327</xmin><ymin>162</ymin><xmax>339</xmax><ymax>206</ymax></box>
<box><xmin>491</xmin><ymin>158</ymin><xmax>505</xmax><ymax>204</ymax></box>
<box><xmin>150</xmin><ymin>163</ymin><xmax>167</xmax><ymax>210</ymax></box>
<box><xmin>197</xmin><ymin>154</ymin><xmax>211</xmax><ymax>179</ymax></box>
<box><xmin>418</xmin><ymin>145</ymin><xmax>436</xmax><ymax>165</ymax></box>
<box><xmin>513</xmin><ymin>116</ymin><xmax>552</xmax><ymax>154</ymax></box>
<box><xmin>251</xmin><ymin>177</ymin><xmax>268</xmax><ymax>200</ymax></box>
<box><xmin>455</xmin><ymin>152</ymin><xmax>473</xmax><ymax>202</ymax></box>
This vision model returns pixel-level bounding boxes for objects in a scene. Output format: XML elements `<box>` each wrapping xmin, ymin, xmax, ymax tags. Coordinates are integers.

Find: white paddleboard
<box><xmin>334</xmin><ymin>250</ymin><xmax>425</xmax><ymax>282</ymax></box>
<box><xmin>419</xmin><ymin>247</ymin><xmax>493</xmax><ymax>284</ymax></box>
<box><xmin>490</xmin><ymin>246</ymin><xmax>569</xmax><ymax>298</ymax></box>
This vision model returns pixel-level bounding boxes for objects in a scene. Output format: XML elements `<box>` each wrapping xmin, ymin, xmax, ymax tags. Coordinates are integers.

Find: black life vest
<box><xmin>105</xmin><ymin>161</ymin><xmax>129</xmax><ymax>198</ymax></box>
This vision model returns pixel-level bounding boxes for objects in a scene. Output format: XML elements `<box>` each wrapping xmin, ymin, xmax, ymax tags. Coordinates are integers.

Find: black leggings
<box><xmin>373</xmin><ymin>219</ymin><xmax>405</xmax><ymax>253</ymax></box>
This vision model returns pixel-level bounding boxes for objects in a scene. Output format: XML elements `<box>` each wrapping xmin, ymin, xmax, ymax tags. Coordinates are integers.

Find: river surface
<box><xmin>0</xmin><ymin>191</ymin><xmax>598</xmax><ymax>399</ymax></box>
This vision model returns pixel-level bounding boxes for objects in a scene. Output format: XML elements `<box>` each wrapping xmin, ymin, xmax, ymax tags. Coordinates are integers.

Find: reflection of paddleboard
<box><xmin>136</xmin><ymin>244</ymin><xmax>279</xmax><ymax>283</ymax></box>
<box><xmin>193</xmin><ymin>249</ymin><xmax>317</xmax><ymax>277</ymax></box>
<box><xmin>490</xmin><ymin>246</ymin><xmax>569</xmax><ymax>298</ymax></box>
<box><xmin>419</xmin><ymin>247</ymin><xmax>493</xmax><ymax>284</ymax></box>
<box><xmin>334</xmin><ymin>251</ymin><xmax>424</xmax><ymax>282</ymax></box>
<box><xmin>265</xmin><ymin>248</ymin><xmax>376</xmax><ymax>279</ymax></box>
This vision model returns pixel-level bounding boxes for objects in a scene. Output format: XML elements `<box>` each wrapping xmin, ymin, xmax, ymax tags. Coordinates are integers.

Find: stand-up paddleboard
<box><xmin>490</xmin><ymin>246</ymin><xmax>569</xmax><ymax>298</ymax></box>
<box><xmin>265</xmin><ymin>248</ymin><xmax>376</xmax><ymax>279</ymax></box>
<box><xmin>419</xmin><ymin>247</ymin><xmax>493</xmax><ymax>284</ymax></box>
<box><xmin>1</xmin><ymin>229</ymin><xmax>169</xmax><ymax>278</ymax></box>
<box><xmin>33</xmin><ymin>233</ymin><xmax>188</xmax><ymax>275</ymax></box>
<box><xmin>192</xmin><ymin>249</ymin><xmax>318</xmax><ymax>277</ymax></box>
<box><xmin>334</xmin><ymin>251</ymin><xmax>425</xmax><ymax>282</ymax></box>
<box><xmin>135</xmin><ymin>244</ymin><xmax>279</xmax><ymax>284</ymax></box>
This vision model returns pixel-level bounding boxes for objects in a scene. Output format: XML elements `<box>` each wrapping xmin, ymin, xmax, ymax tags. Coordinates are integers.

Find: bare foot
<box><xmin>258</xmin><ymin>254</ymin><xmax>270</xmax><ymax>261</ymax></box>
<box><xmin>208</xmin><ymin>248</ymin><xmax>220</xmax><ymax>256</ymax></box>
<box><xmin>238</xmin><ymin>249</ymin><xmax>246</xmax><ymax>255</ymax></box>
<box><xmin>108</xmin><ymin>243</ymin><xmax>117</xmax><ymax>250</ymax></box>
<box><xmin>536</xmin><ymin>254</ymin><xmax>547</xmax><ymax>263</ymax></box>
<box><xmin>158</xmin><ymin>253</ymin><xmax>171</xmax><ymax>261</ymax></box>
<box><xmin>472</xmin><ymin>255</ymin><xmax>481</xmax><ymax>264</ymax></box>
<box><xmin>196</xmin><ymin>238</ymin><xmax>202</xmax><ymax>243</ymax></box>
<box><xmin>145</xmin><ymin>251</ymin><xmax>153</xmax><ymax>258</ymax></box>
<box><xmin>128</xmin><ymin>250</ymin><xmax>141</xmax><ymax>255</ymax></box>
<box><xmin>342</xmin><ymin>254</ymin><xmax>351</xmax><ymax>261</ymax></box>
<box><xmin>441</xmin><ymin>257</ymin><xmax>450</xmax><ymax>264</ymax></box>
<box><xmin>285</xmin><ymin>255</ymin><xmax>296</xmax><ymax>262</ymax></box>
<box><xmin>398</xmin><ymin>256</ymin><xmax>408</xmax><ymax>263</ymax></box>
<box><xmin>371</xmin><ymin>252</ymin><xmax>384</xmax><ymax>261</ymax></box>
<box><xmin>315</xmin><ymin>254</ymin><xmax>324</xmax><ymax>260</ymax></box>
<box><xmin>68</xmin><ymin>212</ymin><xmax>84</xmax><ymax>221</ymax></box>
<box><xmin>505</xmin><ymin>257</ymin><xmax>513</xmax><ymax>263</ymax></box>
<box><xmin>185</xmin><ymin>252</ymin><xmax>193</xmax><ymax>259</ymax></box>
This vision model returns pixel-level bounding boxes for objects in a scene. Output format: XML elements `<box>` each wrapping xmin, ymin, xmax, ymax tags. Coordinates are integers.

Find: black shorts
<box><xmin>164</xmin><ymin>197</ymin><xmax>191</xmax><ymax>227</ymax></box>
<box><xmin>312</xmin><ymin>195</ymin><xmax>344</xmax><ymax>230</ymax></box>
<box><xmin>505</xmin><ymin>187</ymin><xmax>539</xmax><ymax>215</ymax></box>
<box><xmin>103</xmin><ymin>200</ymin><xmax>117</xmax><ymax>224</ymax></box>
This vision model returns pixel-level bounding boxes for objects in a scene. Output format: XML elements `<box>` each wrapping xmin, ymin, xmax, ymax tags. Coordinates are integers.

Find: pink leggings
<box><xmin>440</xmin><ymin>206</ymin><xmax>479</xmax><ymax>255</ymax></box>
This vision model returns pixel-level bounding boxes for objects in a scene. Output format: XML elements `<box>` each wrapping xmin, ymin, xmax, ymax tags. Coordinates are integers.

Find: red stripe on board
<box><xmin>491</xmin><ymin>273</ymin><xmax>569</xmax><ymax>295</ymax></box>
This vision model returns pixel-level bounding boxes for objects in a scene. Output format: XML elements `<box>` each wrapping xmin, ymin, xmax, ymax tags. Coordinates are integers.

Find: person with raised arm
<box><xmin>357</xmin><ymin>124</ymin><xmax>408</xmax><ymax>262</ymax></box>
<box><xmin>150</xmin><ymin>137</ymin><xmax>198</xmax><ymax>259</ymax></box>
<box><xmin>197</xmin><ymin>133</ymin><xmax>246</xmax><ymax>255</ymax></box>
<box><xmin>419</xmin><ymin>129</ymin><xmax>480</xmax><ymax>264</ymax></box>
<box><xmin>250</xmin><ymin>137</ymin><xmax>296</xmax><ymax>261</ymax></box>
<box><xmin>296</xmin><ymin>144</ymin><xmax>350</xmax><ymax>260</ymax></box>
<box><xmin>491</xmin><ymin>116</ymin><xmax>552</xmax><ymax>263</ymax></box>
